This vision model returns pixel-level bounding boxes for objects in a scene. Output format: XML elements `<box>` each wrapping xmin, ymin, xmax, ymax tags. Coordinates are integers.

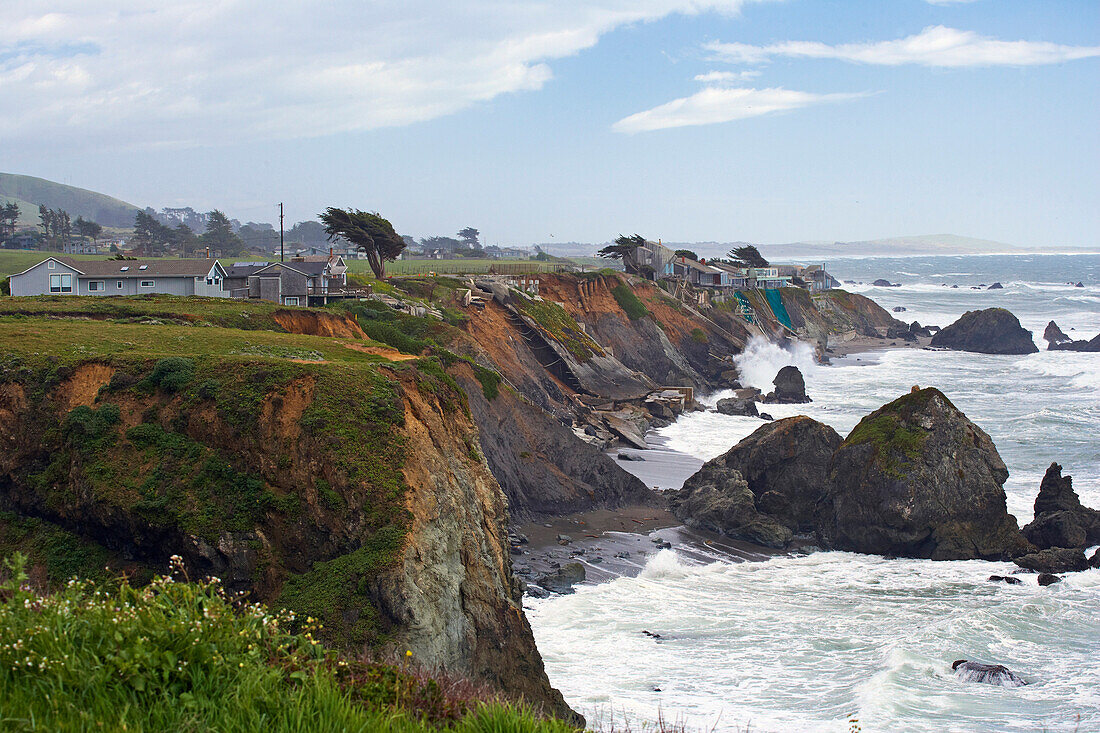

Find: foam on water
<box><xmin>530</xmin><ymin>255</ymin><xmax>1100</xmax><ymax>730</ymax></box>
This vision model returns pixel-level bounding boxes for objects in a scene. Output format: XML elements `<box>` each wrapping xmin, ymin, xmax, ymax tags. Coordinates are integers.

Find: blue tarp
<box><xmin>764</xmin><ymin>288</ymin><xmax>793</xmax><ymax>330</ymax></box>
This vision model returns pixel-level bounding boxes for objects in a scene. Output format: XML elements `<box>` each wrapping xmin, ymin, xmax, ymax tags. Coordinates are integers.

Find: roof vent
<box><xmin>138</xmin><ymin>265</ymin><xmax>148</xmax><ymax>270</ymax></box>
<box><xmin>120</xmin><ymin>266</ymin><xmax>129</xmax><ymax>271</ymax></box>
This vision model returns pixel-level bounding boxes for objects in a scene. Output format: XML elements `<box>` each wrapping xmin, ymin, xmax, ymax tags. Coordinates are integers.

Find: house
<box><xmin>229</xmin><ymin>255</ymin><xmax>353</xmax><ymax>306</ymax></box>
<box><xmin>671</xmin><ymin>257</ymin><xmax>727</xmax><ymax>287</ymax></box>
<box><xmin>8</xmin><ymin>256</ymin><xmax>228</xmax><ymax>297</ymax></box>
<box><xmin>63</xmin><ymin>240</ymin><xmax>102</xmax><ymax>255</ymax></box>
<box><xmin>629</xmin><ymin>239</ymin><xmax>676</xmax><ymax>278</ymax></box>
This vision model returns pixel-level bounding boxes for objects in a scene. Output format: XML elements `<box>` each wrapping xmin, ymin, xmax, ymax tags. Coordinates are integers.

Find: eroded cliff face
<box><xmin>0</xmin><ymin>357</ymin><xmax>571</xmax><ymax>719</ymax></box>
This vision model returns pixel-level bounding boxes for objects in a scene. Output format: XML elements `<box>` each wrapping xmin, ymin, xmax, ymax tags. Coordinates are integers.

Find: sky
<box><xmin>2</xmin><ymin>0</ymin><xmax>1098</xmax><ymax>248</ymax></box>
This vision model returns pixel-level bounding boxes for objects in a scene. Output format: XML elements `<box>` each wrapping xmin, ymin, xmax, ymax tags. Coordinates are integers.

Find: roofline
<box><xmin>10</xmin><ymin>256</ymin><xmax>86</xmax><ymax>278</ymax></box>
<box><xmin>251</xmin><ymin>262</ymin><xmax>313</xmax><ymax>277</ymax></box>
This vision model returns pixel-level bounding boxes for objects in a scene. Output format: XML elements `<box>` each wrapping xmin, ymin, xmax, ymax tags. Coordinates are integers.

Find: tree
<box><xmin>74</xmin><ymin>217</ymin><xmax>103</xmax><ymax>245</ymax></box>
<box><xmin>597</xmin><ymin>234</ymin><xmax>646</xmax><ymax>274</ymax></box>
<box><xmin>727</xmin><ymin>244</ymin><xmax>769</xmax><ymax>269</ymax></box>
<box><xmin>202</xmin><ymin>210</ymin><xmax>245</xmax><ymax>256</ymax></box>
<box><xmin>674</xmin><ymin>249</ymin><xmax>699</xmax><ymax>261</ymax></box>
<box><xmin>319</xmin><ymin>207</ymin><xmax>406</xmax><ymax>279</ymax></box>
<box><xmin>288</xmin><ymin>220</ymin><xmax>327</xmax><ymax>245</ymax></box>
<box><xmin>457</xmin><ymin>227</ymin><xmax>480</xmax><ymax>248</ymax></box>
<box><xmin>131</xmin><ymin>210</ymin><xmax>172</xmax><ymax>256</ymax></box>
<box><xmin>0</xmin><ymin>202</ymin><xmax>21</xmax><ymax>245</ymax></box>
<box><xmin>173</xmin><ymin>224</ymin><xmax>201</xmax><ymax>257</ymax></box>
<box><xmin>38</xmin><ymin>205</ymin><xmax>72</xmax><ymax>251</ymax></box>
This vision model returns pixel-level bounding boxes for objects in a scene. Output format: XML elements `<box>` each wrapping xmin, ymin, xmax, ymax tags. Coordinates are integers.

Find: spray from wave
<box><xmin>733</xmin><ymin>336</ymin><xmax>818</xmax><ymax>392</ymax></box>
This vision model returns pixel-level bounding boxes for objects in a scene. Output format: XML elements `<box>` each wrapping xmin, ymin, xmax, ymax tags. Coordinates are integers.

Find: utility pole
<box><xmin>278</xmin><ymin>203</ymin><xmax>285</xmax><ymax>263</ymax></box>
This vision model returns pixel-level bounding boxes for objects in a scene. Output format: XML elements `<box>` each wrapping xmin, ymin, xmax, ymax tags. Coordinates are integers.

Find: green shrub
<box><xmin>611</xmin><ymin>283</ymin><xmax>649</xmax><ymax>320</ymax></box>
<box><xmin>691</xmin><ymin>327</ymin><xmax>708</xmax><ymax>343</ymax></box>
<box><xmin>64</xmin><ymin>404</ymin><xmax>121</xmax><ymax>453</ymax></box>
<box><xmin>147</xmin><ymin>357</ymin><xmax>195</xmax><ymax>393</ymax></box>
<box><xmin>473</xmin><ymin>364</ymin><xmax>501</xmax><ymax>401</ymax></box>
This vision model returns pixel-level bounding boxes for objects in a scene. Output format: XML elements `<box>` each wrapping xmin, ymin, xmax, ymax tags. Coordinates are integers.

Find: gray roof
<box><xmin>252</xmin><ymin>260</ymin><xmax>330</xmax><ymax>277</ymax></box>
<box><xmin>55</xmin><ymin>257</ymin><xmax>221</xmax><ymax>278</ymax></box>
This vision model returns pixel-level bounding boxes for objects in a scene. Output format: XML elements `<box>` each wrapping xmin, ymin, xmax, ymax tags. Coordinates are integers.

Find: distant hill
<box><xmin>0</xmin><ymin>173</ymin><xmax>142</xmax><ymax>229</ymax></box>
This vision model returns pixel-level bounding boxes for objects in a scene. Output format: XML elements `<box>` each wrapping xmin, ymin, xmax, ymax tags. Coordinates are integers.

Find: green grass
<box><xmin>0</xmin><ymin>293</ymin><xmax>333</xmax><ymax>332</ymax></box>
<box><xmin>843</xmin><ymin>388</ymin><xmax>947</xmax><ymax>477</ymax></box>
<box><xmin>513</xmin><ymin>297</ymin><xmax>602</xmax><ymax>362</ymax></box>
<box><xmin>363</xmin><ymin>259</ymin><xmax>574</xmax><ymax>276</ymax></box>
<box><xmin>0</xmin><ymin>554</ymin><xmax>577</xmax><ymax>732</ymax></box>
<box><xmin>0</xmin><ymin>314</ymin><xmax>454</xmax><ymax>643</ymax></box>
<box><xmin>610</xmin><ymin>282</ymin><xmax>649</xmax><ymax>320</ymax></box>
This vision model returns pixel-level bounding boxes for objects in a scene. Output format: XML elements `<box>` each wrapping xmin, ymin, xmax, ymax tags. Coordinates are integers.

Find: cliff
<box><xmin>0</xmin><ymin>310</ymin><xmax>573</xmax><ymax>719</ymax></box>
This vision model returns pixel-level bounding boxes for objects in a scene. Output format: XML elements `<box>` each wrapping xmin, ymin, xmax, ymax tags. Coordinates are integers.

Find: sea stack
<box><xmin>761</xmin><ymin>365</ymin><xmax>811</xmax><ymax>404</ymax></box>
<box><xmin>930</xmin><ymin>308</ymin><xmax>1039</xmax><ymax>355</ymax></box>
<box><xmin>669</xmin><ymin>417</ymin><xmax>841</xmax><ymax>547</ymax></box>
<box><xmin>822</xmin><ymin>388</ymin><xmax>1028</xmax><ymax>560</ymax></box>
<box><xmin>1044</xmin><ymin>321</ymin><xmax>1072</xmax><ymax>346</ymax></box>
<box><xmin>1021</xmin><ymin>463</ymin><xmax>1100</xmax><ymax>550</ymax></box>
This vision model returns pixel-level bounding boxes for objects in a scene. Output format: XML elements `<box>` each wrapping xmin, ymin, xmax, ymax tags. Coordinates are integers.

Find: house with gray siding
<box><xmin>229</xmin><ymin>255</ymin><xmax>354</xmax><ymax>306</ymax></box>
<box><xmin>8</xmin><ymin>257</ymin><xmax>228</xmax><ymax>297</ymax></box>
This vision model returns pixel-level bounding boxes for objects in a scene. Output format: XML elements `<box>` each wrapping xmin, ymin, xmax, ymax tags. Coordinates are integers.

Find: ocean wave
<box><xmin>733</xmin><ymin>336</ymin><xmax>818</xmax><ymax>392</ymax></box>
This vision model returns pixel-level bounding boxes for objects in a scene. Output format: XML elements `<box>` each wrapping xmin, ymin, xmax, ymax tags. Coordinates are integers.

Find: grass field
<box><xmin>360</xmin><ymin>258</ymin><xmax>578</xmax><ymax>276</ymax></box>
<box><xmin>0</xmin><ymin>249</ymin><xmax>590</xmax><ymax>279</ymax></box>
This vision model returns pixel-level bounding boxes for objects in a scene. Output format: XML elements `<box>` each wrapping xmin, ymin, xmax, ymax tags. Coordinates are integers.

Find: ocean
<box><xmin>527</xmin><ymin>254</ymin><xmax>1100</xmax><ymax>732</ymax></box>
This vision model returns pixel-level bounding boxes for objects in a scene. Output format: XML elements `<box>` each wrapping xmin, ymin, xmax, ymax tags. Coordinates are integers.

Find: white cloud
<box><xmin>693</xmin><ymin>70</ymin><xmax>761</xmax><ymax>82</ymax></box>
<box><xmin>612</xmin><ymin>86</ymin><xmax>863</xmax><ymax>133</ymax></box>
<box><xmin>707</xmin><ymin>25</ymin><xmax>1100</xmax><ymax>67</ymax></box>
<box><xmin>0</xmin><ymin>1</ymin><xmax>766</xmax><ymax>149</ymax></box>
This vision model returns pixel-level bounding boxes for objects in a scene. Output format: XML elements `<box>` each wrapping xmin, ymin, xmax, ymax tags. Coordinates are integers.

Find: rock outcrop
<box><xmin>453</xmin><ymin>364</ymin><xmax>654</xmax><ymax>522</ymax></box>
<box><xmin>715</xmin><ymin>396</ymin><xmax>759</xmax><ymax>417</ymax></box>
<box><xmin>1048</xmin><ymin>331</ymin><xmax>1100</xmax><ymax>352</ymax></box>
<box><xmin>929</xmin><ymin>308</ymin><xmax>1038</xmax><ymax>355</ymax></box>
<box><xmin>761</xmin><ymin>366</ymin><xmax>811</xmax><ymax>404</ymax></box>
<box><xmin>1021</xmin><ymin>463</ymin><xmax>1100</xmax><ymax>550</ymax></box>
<box><xmin>822</xmin><ymin>388</ymin><xmax>1028</xmax><ymax>560</ymax></box>
<box><xmin>669</xmin><ymin>417</ymin><xmax>841</xmax><ymax>546</ymax></box>
<box><xmin>1044</xmin><ymin>321</ymin><xmax>1072</xmax><ymax>346</ymax></box>
<box><xmin>1013</xmin><ymin>548</ymin><xmax>1088</xmax><ymax>573</ymax></box>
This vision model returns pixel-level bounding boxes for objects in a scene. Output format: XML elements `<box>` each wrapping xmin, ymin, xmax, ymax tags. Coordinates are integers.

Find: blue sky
<box><xmin>2</xmin><ymin>0</ymin><xmax>1097</xmax><ymax>248</ymax></box>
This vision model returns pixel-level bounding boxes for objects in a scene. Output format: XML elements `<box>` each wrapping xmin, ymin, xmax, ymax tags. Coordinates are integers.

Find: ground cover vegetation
<box><xmin>0</xmin><ymin>554</ymin><xmax>576</xmax><ymax>732</ymax></box>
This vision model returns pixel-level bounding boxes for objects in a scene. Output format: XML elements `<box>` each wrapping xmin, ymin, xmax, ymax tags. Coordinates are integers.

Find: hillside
<box><xmin>0</xmin><ymin>295</ymin><xmax>573</xmax><ymax>720</ymax></box>
<box><xmin>0</xmin><ymin>172</ymin><xmax>142</xmax><ymax>229</ymax></box>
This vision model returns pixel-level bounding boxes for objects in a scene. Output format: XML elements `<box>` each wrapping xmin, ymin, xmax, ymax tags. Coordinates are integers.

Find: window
<box><xmin>88</xmin><ymin>281</ymin><xmax>105</xmax><ymax>292</ymax></box>
<box><xmin>284</xmin><ymin>297</ymin><xmax>299</xmax><ymax>306</ymax></box>
<box><xmin>49</xmin><ymin>273</ymin><xmax>73</xmax><ymax>293</ymax></box>
<box><xmin>120</xmin><ymin>266</ymin><xmax>129</xmax><ymax>271</ymax></box>
<box><xmin>116</xmin><ymin>281</ymin><xmax>123</xmax><ymax>289</ymax></box>
<box><xmin>140</xmin><ymin>280</ymin><xmax>155</xmax><ymax>288</ymax></box>
<box><xmin>48</xmin><ymin>260</ymin><xmax>56</xmax><ymax>270</ymax></box>
<box><xmin>138</xmin><ymin>265</ymin><xmax>148</xmax><ymax>270</ymax></box>
<box><xmin>206</xmin><ymin>277</ymin><xmax>213</xmax><ymax>285</ymax></box>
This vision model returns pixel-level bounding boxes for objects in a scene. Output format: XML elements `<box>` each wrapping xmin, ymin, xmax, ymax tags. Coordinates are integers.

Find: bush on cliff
<box><xmin>611</xmin><ymin>281</ymin><xmax>649</xmax><ymax>321</ymax></box>
<box><xmin>0</xmin><ymin>554</ymin><xmax>576</xmax><ymax>732</ymax></box>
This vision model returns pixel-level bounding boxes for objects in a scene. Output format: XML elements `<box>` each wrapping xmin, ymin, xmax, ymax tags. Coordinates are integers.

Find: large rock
<box><xmin>1013</xmin><ymin>548</ymin><xmax>1088</xmax><ymax>573</ymax></box>
<box><xmin>761</xmin><ymin>365</ymin><xmax>811</xmax><ymax>404</ymax></box>
<box><xmin>715</xmin><ymin>396</ymin><xmax>759</xmax><ymax>417</ymax></box>
<box><xmin>1021</xmin><ymin>463</ymin><xmax>1100</xmax><ymax>549</ymax></box>
<box><xmin>669</xmin><ymin>417</ymin><xmax>840</xmax><ymax>545</ymax></box>
<box><xmin>667</xmin><ymin>470</ymin><xmax>792</xmax><ymax>548</ymax></box>
<box><xmin>822</xmin><ymin>388</ymin><xmax>1028</xmax><ymax>560</ymax></box>
<box><xmin>930</xmin><ymin>308</ymin><xmax>1039</xmax><ymax>355</ymax></box>
<box><xmin>1043</xmin><ymin>321</ymin><xmax>1072</xmax><ymax>346</ymax></box>
<box><xmin>535</xmin><ymin>562</ymin><xmax>586</xmax><ymax>594</ymax></box>
<box><xmin>1049</xmin><ymin>331</ymin><xmax>1100</xmax><ymax>352</ymax></box>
